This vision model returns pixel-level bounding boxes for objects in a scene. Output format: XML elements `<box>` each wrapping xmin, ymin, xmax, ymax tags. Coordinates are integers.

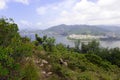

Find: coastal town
<box><xmin>68</xmin><ymin>33</ymin><xmax>120</xmax><ymax>40</ymax></box>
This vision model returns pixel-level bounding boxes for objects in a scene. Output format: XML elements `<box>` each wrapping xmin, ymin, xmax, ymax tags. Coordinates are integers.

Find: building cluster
<box><xmin>68</xmin><ymin>34</ymin><xmax>107</xmax><ymax>40</ymax></box>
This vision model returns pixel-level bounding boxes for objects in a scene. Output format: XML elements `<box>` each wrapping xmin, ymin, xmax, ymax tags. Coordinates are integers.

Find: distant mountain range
<box><xmin>19</xmin><ymin>24</ymin><xmax>120</xmax><ymax>36</ymax></box>
<box><xmin>44</xmin><ymin>24</ymin><xmax>120</xmax><ymax>36</ymax></box>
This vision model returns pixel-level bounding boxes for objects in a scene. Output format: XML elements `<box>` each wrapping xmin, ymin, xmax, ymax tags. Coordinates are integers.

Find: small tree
<box><xmin>0</xmin><ymin>18</ymin><xmax>19</xmax><ymax>47</ymax></box>
<box><xmin>35</xmin><ymin>34</ymin><xmax>55</xmax><ymax>51</ymax></box>
<box><xmin>81</xmin><ymin>40</ymin><xmax>100</xmax><ymax>54</ymax></box>
<box><xmin>74</xmin><ymin>39</ymin><xmax>80</xmax><ymax>52</ymax></box>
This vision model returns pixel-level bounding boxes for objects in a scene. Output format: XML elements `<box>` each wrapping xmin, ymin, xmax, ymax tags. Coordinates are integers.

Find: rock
<box><xmin>63</xmin><ymin>62</ymin><xmax>68</xmax><ymax>66</ymax></box>
<box><xmin>40</xmin><ymin>63</ymin><xmax>44</xmax><ymax>67</ymax></box>
<box><xmin>47</xmin><ymin>72</ymin><xmax>52</xmax><ymax>75</ymax></box>
<box><xmin>59</xmin><ymin>58</ymin><xmax>68</xmax><ymax>66</ymax></box>
<box><xmin>46</xmin><ymin>72</ymin><xmax>53</xmax><ymax>77</ymax></box>
<box><xmin>42</xmin><ymin>59</ymin><xmax>48</xmax><ymax>64</ymax></box>
<box><xmin>25</xmin><ymin>57</ymin><xmax>30</xmax><ymax>61</ymax></box>
<box><xmin>41</xmin><ymin>71</ymin><xmax>46</xmax><ymax>74</ymax></box>
<box><xmin>60</xmin><ymin>58</ymin><xmax>64</xmax><ymax>62</ymax></box>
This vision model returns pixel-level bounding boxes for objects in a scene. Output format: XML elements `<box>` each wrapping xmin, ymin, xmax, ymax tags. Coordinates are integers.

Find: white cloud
<box><xmin>14</xmin><ymin>0</ymin><xmax>30</xmax><ymax>5</ymax></box>
<box><xmin>36</xmin><ymin>0</ymin><xmax>120</xmax><ymax>28</ymax></box>
<box><xmin>36</xmin><ymin>7</ymin><xmax>47</xmax><ymax>15</ymax></box>
<box><xmin>0</xmin><ymin>0</ymin><xmax>30</xmax><ymax>10</ymax></box>
<box><xmin>18</xmin><ymin>20</ymin><xmax>43</xmax><ymax>30</ymax></box>
<box><xmin>36</xmin><ymin>0</ymin><xmax>77</xmax><ymax>15</ymax></box>
<box><xmin>0</xmin><ymin>0</ymin><xmax>8</xmax><ymax>10</ymax></box>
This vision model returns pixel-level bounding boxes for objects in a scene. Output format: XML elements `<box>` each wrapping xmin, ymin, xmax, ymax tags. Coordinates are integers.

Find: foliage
<box><xmin>0</xmin><ymin>17</ymin><xmax>120</xmax><ymax>80</ymax></box>
<box><xmin>35</xmin><ymin>34</ymin><xmax>55</xmax><ymax>51</ymax></box>
<box><xmin>21</xmin><ymin>61</ymin><xmax>40</xmax><ymax>80</ymax></box>
<box><xmin>81</xmin><ymin>40</ymin><xmax>100</xmax><ymax>54</ymax></box>
<box><xmin>108</xmin><ymin>48</ymin><xmax>120</xmax><ymax>67</ymax></box>
<box><xmin>74</xmin><ymin>39</ymin><xmax>80</xmax><ymax>52</ymax></box>
<box><xmin>0</xmin><ymin>18</ymin><xmax>19</xmax><ymax>46</ymax></box>
<box><xmin>0</xmin><ymin>18</ymin><xmax>33</xmax><ymax>79</ymax></box>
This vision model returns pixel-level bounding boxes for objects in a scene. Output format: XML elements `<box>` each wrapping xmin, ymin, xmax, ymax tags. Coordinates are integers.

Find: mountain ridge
<box><xmin>44</xmin><ymin>24</ymin><xmax>119</xmax><ymax>36</ymax></box>
<box><xmin>19</xmin><ymin>24</ymin><xmax>120</xmax><ymax>36</ymax></box>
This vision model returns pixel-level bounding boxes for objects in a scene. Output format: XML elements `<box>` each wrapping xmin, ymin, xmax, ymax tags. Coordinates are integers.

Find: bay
<box><xmin>20</xmin><ymin>32</ymin><xmax>120</xmax><ymax>48</ymax></box>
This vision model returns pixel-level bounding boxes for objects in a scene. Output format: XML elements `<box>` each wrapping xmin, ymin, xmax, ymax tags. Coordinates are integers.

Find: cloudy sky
<box><xmin>0</xmin><ymin>0</ymin><xmax>120</xmax><ymax>30</ymax></box>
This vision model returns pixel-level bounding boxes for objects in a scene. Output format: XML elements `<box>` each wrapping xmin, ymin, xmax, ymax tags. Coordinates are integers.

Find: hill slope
<box><xmin>45</xmin><ymin>24</ymin><xmax>111</xmax><ymax>36</ymax></box>
<box><xmin>33</xmin><ymin>44</ymin><xmax>120</xmax><ymax>80</ymax></box>
<box><xmin>97</xmin><ymin>25</ymin><xmax>120</xmax><ymax>34</ymax></box>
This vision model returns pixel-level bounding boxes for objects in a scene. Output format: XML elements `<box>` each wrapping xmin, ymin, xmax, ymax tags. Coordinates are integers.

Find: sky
<box><xmin>0</xmin><ymin>0</ymin><xmax>120</xmax><ymax>30</ymax></box>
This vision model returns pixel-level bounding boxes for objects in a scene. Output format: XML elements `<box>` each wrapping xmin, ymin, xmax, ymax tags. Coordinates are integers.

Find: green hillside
<box><xmin>0</xmin><ymin>18</ymin><xmax>120</xmax><ymax>80</ymax></box>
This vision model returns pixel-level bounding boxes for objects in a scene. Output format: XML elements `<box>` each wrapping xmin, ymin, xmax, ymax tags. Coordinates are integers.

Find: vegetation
<box><xmin>0</xmin><ymin>17</ymin><xmax>120</xmax><ymax>80</ymax></box>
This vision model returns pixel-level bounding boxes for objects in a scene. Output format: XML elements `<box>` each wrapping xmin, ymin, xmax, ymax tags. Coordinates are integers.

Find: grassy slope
<box><xmin>33</xmin><ymin>45</ymin><xmax>120</xmax><ymax>80</ymax></box>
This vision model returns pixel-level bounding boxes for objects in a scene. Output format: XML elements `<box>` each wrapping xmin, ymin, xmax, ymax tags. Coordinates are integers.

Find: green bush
<box><xmin>22</xmin><ymin>61</ymin><xmax>40</xmax><ymax>80</ymax></box>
